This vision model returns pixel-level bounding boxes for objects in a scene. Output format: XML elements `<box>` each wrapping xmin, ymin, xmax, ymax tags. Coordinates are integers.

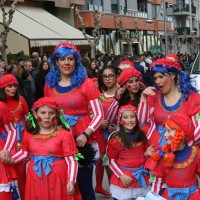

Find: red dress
<box><xmin>12</xmin><ymin>127</ymin><xmax>81</xmax><ymax>200</ymax></box>
<box><xmin>0</xmin><ymin>102</ymin><xmax>17</xmax><ymax>191</ymax></box>
<box><xmin>145</xmin><ymin>146</ymin><xmax>200</xmax><ymax>199</ymax></box>
<box><xmin>138</xmin><ymin>91</ymin><xmax>200</xmax><ymax>146</ymax></box>
<box><xmin>6</xmin><ymin>96</ymin><xmax>29</xmax><ymax>200</ymax></box>
<box><xmin>44</xmin><ymin>78</ymin><xmax>103</xmax><ymax>142</ymax></box>
<box><xmin>107</xmin><ymin>135</ymin><xmax>150</xmax><ymax>199</ymax></box>
<box><xmin>96</xmin><ymin>92</ymin><xmax>115</xmax><ymax>155</ymax></box>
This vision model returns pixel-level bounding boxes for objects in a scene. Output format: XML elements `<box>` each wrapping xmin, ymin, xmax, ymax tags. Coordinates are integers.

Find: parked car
<box><xmin>190</xmin><ymin>53</ymin><xmax>200</xmax><ymax>93</ymax></box>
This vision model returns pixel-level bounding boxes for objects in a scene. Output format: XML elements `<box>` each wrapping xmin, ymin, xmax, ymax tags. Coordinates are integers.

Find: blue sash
<box><xmin>167</xmin><ymin>183</ymin><xmax>197</xmax><ymax>200</ymax></box>
<box><xmin>15</xmin><ymin>120</ymin><xmax>24</xmax><ymax>143</ymax></box>
<box><xmin>120</xmin><ymin>165</ymin><xmax>148</xmax><ymax>188</ymax></box>
<box><xmin>0</xmin><ymin>132</ymin><xmax>6</xmax><ymax>140</ymax></box>
<box><xmin>103</xmin><ymin>128</ymin><xmax>109</xmax><ymax>141</ymax></box>
<box><xmin>63</xmin><ymin>114</ymin><xmax>86</xmax><ymax>127</ymax></box>
<box><xmin>156</xmin><ymin>125</ymin><xmax>166</xmax><ymax>146</ymax></box>
<box><xmin>31</xmin><ymin>155</ymin><xmax>63</xmax><ymax>178</ymax></box>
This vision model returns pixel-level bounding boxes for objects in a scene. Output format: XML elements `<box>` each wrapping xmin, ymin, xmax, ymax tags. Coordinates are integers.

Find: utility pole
<box><xmin>163</xmin><ymin>0</ymin><xmax>168</xmax><ymax>55</ymax></box>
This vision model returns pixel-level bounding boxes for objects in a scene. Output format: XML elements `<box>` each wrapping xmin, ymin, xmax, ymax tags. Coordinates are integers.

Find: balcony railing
<box><xmin>173</xmin><ymin>3</ymin><xmax>189</xmax><ymax>12</ymax></box>
<box><xmin>176</xmin><ymin>27</ymin><xmax>190</xmax><ymax>35</ymax></box>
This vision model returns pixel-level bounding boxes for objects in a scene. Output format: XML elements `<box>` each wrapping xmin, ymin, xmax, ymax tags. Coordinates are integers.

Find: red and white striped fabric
<box><xmin>151</xmin><ymin>177</ymin><xmax>164</xmax><ymax>194</ymax></box>
<box><xmin>106</xmin><ymin>99</ymin><xmax>119</xmax><ymax>123</ymax></box>
<box><xmin>12</xmin><ymin>149</ymin><xmax>28</xmax><ymax>163</ymax></box>
<box><xmin>109</xmin><ymin>158</ymin><xmax>123</xmax><ymax>178</ymax></box>
<box><xmin>88</xmin><ymin>99</ymin><xmax>104</xmax><ymax>132</ymax></box>
<box><xmin>65</xmin><ymin>156</ymin><xmax>78</xmax><ymax>182</ymax></box>
<box><xmin>3</xmin><ymin>122</ymin><xmax>16</xmax><ymax>151</ymax></box>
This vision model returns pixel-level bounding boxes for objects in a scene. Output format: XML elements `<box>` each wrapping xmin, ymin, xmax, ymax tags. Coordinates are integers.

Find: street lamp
<box><xmin>163</xmin><ymin>0</ymin><xmax>168</xmax><ymax>55</ymax></box>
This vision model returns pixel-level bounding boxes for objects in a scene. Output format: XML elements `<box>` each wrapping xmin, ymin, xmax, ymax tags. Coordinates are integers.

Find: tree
<box><xmin>0</xmin><ymin>0</ymin><xmax>18</xmax><ymax>64</ymax></box>
<box><xmin>76</xmin><ymin>7</ymin><xmax>103</xmax><ymax>58</ymax></box>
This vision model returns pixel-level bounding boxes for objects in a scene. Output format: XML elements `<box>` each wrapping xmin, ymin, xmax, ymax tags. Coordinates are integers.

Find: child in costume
<box><xmin>106</xmin><ymin>105</ymin><xmax>153</xmax><ymax>200</ymax></box>
<box><xmin>145</xmin><ymin>113</ymin><xmax>200</xmax><ymax>200</ymax></box>
<box><xmin>0</xmin><ymin>74</ymin><xmax>29</xmax><ymax>200</ymax></box>
<box><xmin>8</xmin><ymin>97</ymin><xmax>81</xmax><ymax>200</ymax></box>
<box><xmin>0</xmin><ymin>75</ymin><xmax>18</xmax><ymax>200</ymax></box>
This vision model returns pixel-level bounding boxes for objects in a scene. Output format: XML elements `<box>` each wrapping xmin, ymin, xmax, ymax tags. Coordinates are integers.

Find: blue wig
<box><xmin>46</xmin><ymin>45</ymin><xmax>87</xmax><ymax>87</ymax></box>
<box><xmin>151</xmin><ymin>65</ymin><xmax>197</xmax><ymax>101</ymax></box>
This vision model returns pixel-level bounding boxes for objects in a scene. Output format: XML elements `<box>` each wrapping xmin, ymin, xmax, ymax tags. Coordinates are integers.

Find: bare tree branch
<box><xmin>0</xmin><ymin>0</ymin><xmax>18</xmax><ymax>63</ymax></box>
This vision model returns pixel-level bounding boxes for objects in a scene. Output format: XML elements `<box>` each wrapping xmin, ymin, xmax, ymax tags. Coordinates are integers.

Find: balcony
<box><xmin>173</xmin><ymin>3</ymin><xmax>189</xmax><ymax>15</ymax></box>
<box><xmin>176</xmin><ymin>27</ymin><xmax>190</xmax><ymax>35</ymax></box>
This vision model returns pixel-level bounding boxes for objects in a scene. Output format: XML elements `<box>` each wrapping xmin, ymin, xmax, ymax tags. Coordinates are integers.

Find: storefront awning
<box><xmin>0</xmin><ymin>5</ymin><xmax>89</xmax><ymax>47</ymax></box>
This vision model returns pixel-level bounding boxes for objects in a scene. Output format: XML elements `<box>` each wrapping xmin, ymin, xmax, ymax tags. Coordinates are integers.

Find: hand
<box><xmin>141</xmin><ymin>87</ymin><xmax>156</xmax><ymax>101</ymax></box>
<box><xmin>100</xmin><ymin>120</ymin><xmax>109</xmax><ymax>129</ymax></box>
<box><xmin>1</xmin><ymin>156</ymin><xmax>14</xmax><ymax>164</ymax></box>
<box><xmin>67</xmin><ymin>181</ymin><xmax>75</xmax><ymax>195</ymax></box>
<box><xmin>119</xmin><ymin>174</ymin><xmax>133</xmax><ymax>187</ymax></box>
<box><xmin>0</xmin><ymin>150</ymin><xmax>10</xmax><ymax>160</ymax></box>
<box><xmin>145</xmin><ymin>145</ymin><xmax>155</xmax><ymax>157</ymax></box>
<box><xmin>76</xmin><ymin>134</ymin><xmax>87</xmax><ymax>147</ymax></box>
<box><xmin>108</xmin><ymin>124</ymin><xmax>117</xmax><ymax>133</ymax></box>
<box><xmin>115</xmin><ymin>87</ymin><xmax>126</xmax><ymax>100</ymax></box>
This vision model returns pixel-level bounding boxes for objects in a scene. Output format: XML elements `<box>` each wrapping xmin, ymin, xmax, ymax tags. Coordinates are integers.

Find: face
<box><xmin>33</xmin><ymin>105</ymin><xmax>57</xmax><ymax>130</ymax></box>
<box><xmin>5</xmin><ymin>84</ymin><xmax>17</xmax><ymax>97</ymax></box>
<box><xmin>164</xmin><ymin>124</ymin><xmax>176</xmax><ymax>145</ymax></box>
<box><xmin>91</xmin><ymin>61</ymin><xmax>96</xmax><ymax>69</ymax></box>
<box><xmin>57</xmin><ymin>54</ymin><xmax>76</xmax><ymax>77</ymax></box>
<box><xmin>102</xmin><ymin>69</ymin><xmax>117</xmax><ymax>89</ymax></box>
<box><xmin>0</xmin><ymin>66</ymin><xmax>4</xmax><ymax>75</ymax></box>
<box><xmin>153</xmin><ymin>72</ymin><xmax>175</xmax><ymax>94</ymax></box>
<box><xmin>125</xmin><ymin>76</ymin><xmax>140</xmax><ymax>94</ymax></box>
<box><xmin>25</xmin><ymin>62</ymin><xmax>33</xmax><ymax>72</ymax></box>
<box><xmin>42</xmin><ymin>62</ymin><xmax>49</xmax><ymax>71</ymax></box>
<box><xmin>120</xmin><ymin>110</ymin><xmax>137</xmax><ymax>132</ymax></box>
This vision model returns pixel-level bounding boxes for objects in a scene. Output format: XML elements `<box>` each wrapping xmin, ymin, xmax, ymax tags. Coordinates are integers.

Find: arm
<box><xmin>109</xmin><ymin>158</ymin><xmax>123</xmax><ymax>178</ymax></box>
<box><xmin>151</xmin><ymin>176</ymin><xmax>164</xmax><ymax>194</ymax></box>
<box><xmin>65</xmin><ymin>156</ymin><xmax>78</xmax><ymax>182</ymax></box>
<box><xmin>88</xmin><ymin>98</ymin><xmax>104</xmax><ymax>132</ymax></box>
<box><xmin>106</xmin><ymin>99</ymin><xmax>119</xmax><ymax>123</ymax></box>
<box><xmin>189</xmin><ymin>113</ymin><xmax>200</xmax><ymax>146</ymax></box>
<box><xmin>3</xmin><ymin>122</ymin><xmax>16</xmax><ymax>151</ymax></box>
<box><xmin>12</xmin><ymin>149</ymin><xmax>28</xmax><ymax>163</ymax></box>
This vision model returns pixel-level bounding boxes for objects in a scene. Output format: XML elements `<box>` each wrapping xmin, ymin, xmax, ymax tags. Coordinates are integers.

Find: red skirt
<box><xmin>25</xmin><ymin>159</ymin><xmax>82</xmax><ymax>200</ymax></box>
<box><xmin>0</xmin><ymin>139</ymin><xmax>17</xmax><ymax>184</ymax></box>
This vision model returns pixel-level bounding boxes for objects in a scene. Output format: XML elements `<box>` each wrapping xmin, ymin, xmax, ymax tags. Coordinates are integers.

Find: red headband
<box><xmin>118</xmin><ymin>60</ymin><xmax>135</xmax><ymax>70</ymax></box>
<box><xmin>167</xmin><ymin>53</ymin><xmax>179</xmax><ymax>61</ymax></box>
<box><xmin>117</xmin><ymin>105</ymin><xmax>137</xmax><ymax>125</ymax></box>
<box><xmin>53</xmin><ymin>41</ymin><xmax>80</xmax><ymax>55</ymax></box>
<box><xmin>118</xmin><ymin>67</ymin><xmax>142</xmax><ymax>86</ymax></box>
<box><xmin>0</xmin><ymin>74</ymin><xmax>18</xmax><ymax>89</ymax></box>
<box><xmin>149</xmin><ymin>58</ymin><xmax>181</xmax><ymax>71</ymax></box>
<box><xmin>32</xmin><ymin>97</ymin><xmax>60</xmax><ymax>111</ymax></box>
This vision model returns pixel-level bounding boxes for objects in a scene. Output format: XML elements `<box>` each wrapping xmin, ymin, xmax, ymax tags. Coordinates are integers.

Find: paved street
<box><xmin>93</xmin><ymin>167</ymin><xmax>112</xmax><ymax>200</ymax></box>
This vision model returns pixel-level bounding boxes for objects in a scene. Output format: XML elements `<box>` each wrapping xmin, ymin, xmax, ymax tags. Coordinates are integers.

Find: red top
<box><xmin>44</xmin><ymin>78</ymin><xmax>103</xmax><ymax>138</ymax></box>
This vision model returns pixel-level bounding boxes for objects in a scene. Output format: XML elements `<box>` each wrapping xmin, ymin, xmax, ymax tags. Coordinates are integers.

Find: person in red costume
<box><xmin>44</xmin><ymin>42</ymin><xmax>104</xmax><ymax>200</ymax></box>
<box><xmin>144</xmin><ymin>113</ymin><xmax>200</xmax><ymax>200</ymax></box>
<box><xmin>6</xmin><ymin>97</ymin><xmax>81</xmax><ymax>200</ymax></box>
<box><xmin>138</xmin><ymin>58</ymin><xmax>200</xmax><ymax>147</ymax></box>
<box><xmin>106</xmin><ymin>105</ymin><xmax>154</xmax><ymax>200</ymax></box>
<box><xmin>0</xmin><ymin>75</ymin><xmax>17</xmax><ymax>200</ymax></box>
<box><xmin>0</xmin><ymin>74</ymin><xmax>29</xmax><ymax>200</ymax></box>
<box><xmin>95</xmin><ymin>65</ymin><xmax>121</xmax><ymax>196</ymax></box>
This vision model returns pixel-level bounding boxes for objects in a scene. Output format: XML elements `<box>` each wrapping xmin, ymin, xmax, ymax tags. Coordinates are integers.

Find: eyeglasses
<box><xmin>102</xmin><ymin>74</ymin><xmax>115</xmax><ymax>80</ymax></box>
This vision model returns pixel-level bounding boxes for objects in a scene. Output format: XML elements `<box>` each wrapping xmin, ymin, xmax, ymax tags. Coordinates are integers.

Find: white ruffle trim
<box><xmin>110</xmin><ymin>184</ymin><xmax>151</xmax><ymax>200</ymax></box>
<box><xmin>0</xmin><ymin>182</ymin><xmax>12</xmax><ymax>192</ymax></box>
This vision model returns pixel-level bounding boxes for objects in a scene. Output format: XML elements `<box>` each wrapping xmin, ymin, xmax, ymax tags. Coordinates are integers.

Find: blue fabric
<box><xmin>0</xmin><ymin>132</ymin><xmax>6</xmax><ymax>140</ymax></box>
<box><xmin>63</xmin><ymin>114</ymin><xmax>86</xmax><ymax>127</ymax></box>
<box><xmin>174</xmin><ymin>145</ymin><xmax>191</xmax><ymax>162</ymax></box>
<box><xmin>31</xmin><ymin>156</ymin><xmax>63</xmax><ymax>178</ymax></box>
<box><xmin>10</xmin><ymin>183</ymin><xmax>20</xmax><ymax>200</ymax></box>
<box><xmin>55</xmin><ymin>83</ymin><xmax>74</xmax><ymax>93</ymax></box>
<box><xmin>156</xmin><ymin>125</ymin><xmax>166</xmax><ymax>146</ymax></box>
<box><xmin>103</xmin><ymin>128</ymin><xmax>109</xmax><ymax>141</ymax></box>
<box><xmin>162</xmin><ymin>94</ymin><xmax>181</xmax><ymax>111</ymax></box>
<box><xmin>120</xmin><ymin>165</ymin><xmax>148</xmax><ymax>188</ymax></box>
<box><xmin>167</xmin><ymin>184</ymin><xmax>197</xmax><ymax>200</ymax></box>
<box><xmin>15</xmin><ymin>120</ymin><xmax>24</xmax><ymax>143</ymax></box>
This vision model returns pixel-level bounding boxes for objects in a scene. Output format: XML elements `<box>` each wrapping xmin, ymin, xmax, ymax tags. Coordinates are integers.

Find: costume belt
<box><xmin>31</xmin><ymin>155</ymin><xmax>63</xmax><ymax>178</ymax></box>
<box><xmin>156</xmin><ymin>125</ymin><xmax>166</xmax><ymax>146</ymax></box>
<box><xmin>120</xmin><ymin>165</ymin><xmax>148</xmax><ymax>188</ymax></box>
<box><xmin>63</xmin><ymin>114</ymin><xmax>86</xmax><ymax>127</ymax></box>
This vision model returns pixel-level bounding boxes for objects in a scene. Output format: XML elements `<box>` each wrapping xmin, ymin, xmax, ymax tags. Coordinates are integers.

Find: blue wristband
<box><xmin>82</xmin><ymin>132</ymin><xmax>89</xmax><ymax>140</ymax></box>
